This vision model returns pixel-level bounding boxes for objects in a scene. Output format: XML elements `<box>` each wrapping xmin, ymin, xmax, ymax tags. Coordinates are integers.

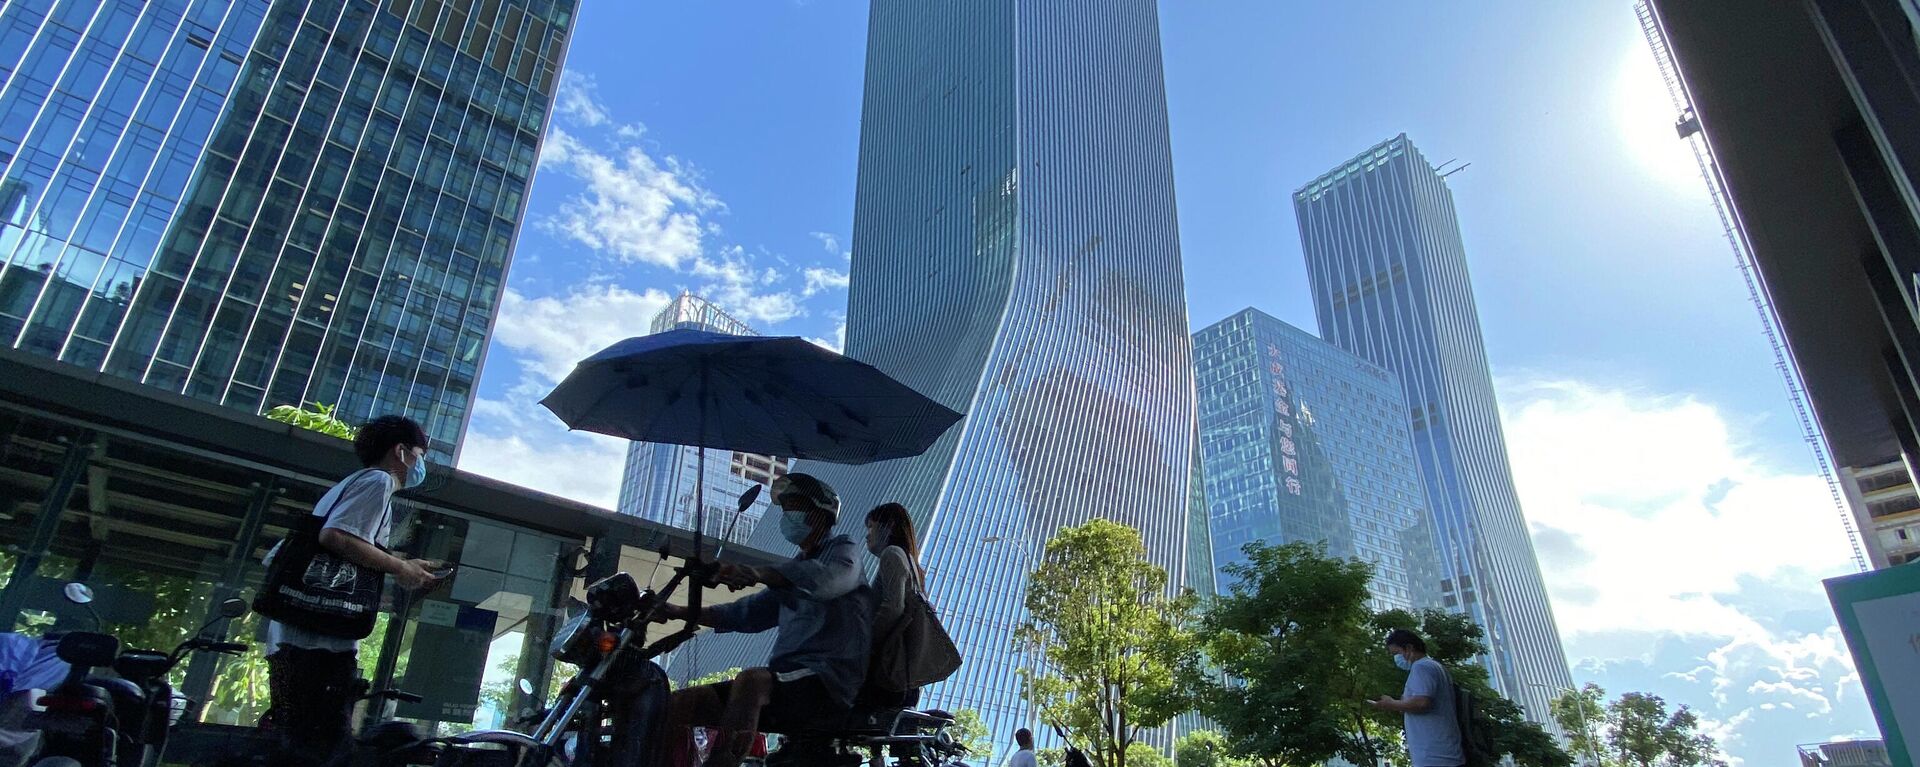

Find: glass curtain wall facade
<box><xmin>1294</xmin><ymin>134</ymin><xmax>1573</xmax><ymax>723</ymax></box>
<box><xmin>1193</xmin><ymin>308</ymin><xmax>1440</xmax><ymax>612</ymax></box>
<box><xmin>616</xmin><ymin>293</ymin><xmax>786</xmax><ymax>543</ymax></box>
<box><xmin>0</xmin><ymin>0</ymin><xmax>574</xmax><ymax>461</ymax></box>
<box><xmin>732</xmin><ymin>0</ymin><xmax>1197</xmax><ymax>747</ymax></box>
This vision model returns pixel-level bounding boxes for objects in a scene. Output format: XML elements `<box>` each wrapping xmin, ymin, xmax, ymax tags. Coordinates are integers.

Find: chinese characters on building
<box><xmin>1267</xmin><ymin>344</ymin><xmax>1302</xmax><ymax>496</ymax></box>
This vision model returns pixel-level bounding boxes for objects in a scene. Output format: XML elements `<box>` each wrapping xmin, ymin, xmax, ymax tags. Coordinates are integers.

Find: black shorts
<box><xmin>708</xmin><ymin>673</ymin><xmax>846</xmax><ymax>733</ymax></box>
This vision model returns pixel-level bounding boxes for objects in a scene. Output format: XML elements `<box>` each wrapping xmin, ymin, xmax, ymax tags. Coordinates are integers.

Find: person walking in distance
<box><xmin>1007</xmin><ymin>728</ymin><xmax>1037</xmax><ymax>767</ymax></box>
<box><xmin>1369</xmin><ymin>629</ymin><xmax>1465</xmax><ymax>767</ymax></box>
<box><xmin>264</xmin><ymin>416</ymin><xmax>444</xmax><ymax>765</ymax></box>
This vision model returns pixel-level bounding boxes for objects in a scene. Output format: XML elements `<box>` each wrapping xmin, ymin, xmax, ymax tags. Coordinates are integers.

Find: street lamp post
<box><xmin>1531</xmin><ymin>682</ymin><xmax>1603</xmax><ymax>767</ymax></box>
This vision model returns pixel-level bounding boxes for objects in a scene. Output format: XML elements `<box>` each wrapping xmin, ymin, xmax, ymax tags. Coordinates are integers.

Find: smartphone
<box><xmin>430</xmin><ymin>562</ymin><xmax>457</xmax><ymax>578</ymax></box>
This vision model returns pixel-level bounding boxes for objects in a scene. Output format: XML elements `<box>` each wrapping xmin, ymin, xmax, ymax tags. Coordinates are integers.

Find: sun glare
<box><xmin>1613</xmin><ymin>41</ymin><xmax>1703</xmax><ymax>192</ymax></box>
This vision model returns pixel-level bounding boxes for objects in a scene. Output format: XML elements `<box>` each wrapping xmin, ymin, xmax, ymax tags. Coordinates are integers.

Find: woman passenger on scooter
<box><xmin>857</xmin><ymin>503</ymin><xmax>925</xmax><ymax>708</ymax></box>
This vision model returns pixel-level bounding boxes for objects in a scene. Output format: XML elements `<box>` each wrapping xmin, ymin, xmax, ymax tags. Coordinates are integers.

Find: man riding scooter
<box><xmin>649</xmin><ymin>474</ymin><xmax>872</xmax><ymax>767</ymax></box>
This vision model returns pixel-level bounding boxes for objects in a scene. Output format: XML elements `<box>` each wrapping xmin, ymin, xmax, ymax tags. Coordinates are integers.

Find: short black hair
<box><xmin>1384</xmin><ymin>628</ymin><xmax>1427</xmax><ymax>653</ymax></box>
<box><xmin>354</xmin><ymin>415</ymin><xmax>428</xmax><ymax>467</ymax></box>
<box><xmin>1016</xmin><ymin>728</ymin><xmax>1033</xmax><ymax>746</ymax></box>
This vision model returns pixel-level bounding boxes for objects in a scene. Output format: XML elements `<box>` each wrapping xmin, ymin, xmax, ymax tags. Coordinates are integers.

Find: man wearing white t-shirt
<box><xmin>1007</xmin><ymin>728</ymin><xmax>1037</xmax><ymax>767</ymax></box>
<box><xmin>264</xmin><ymin>415</ymin><xmax>442</xmax><ymax>765</ymax></box>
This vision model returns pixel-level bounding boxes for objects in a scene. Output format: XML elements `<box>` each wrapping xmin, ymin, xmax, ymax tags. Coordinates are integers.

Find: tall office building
<box><xmin>0</xmin><ymin>0</ymin><xmax>573</xmax><ymax>460</ymax></box>
<box><xmin>722</xmin><ymin>0</ymin><xmax>1197</xmax><ymax>744</ymax></box>
<box><xmin>1294</xmin><ymin>135</ymin><xmax>1573</xmax><ymax>723</ymax></box>
<box><xmin>1194</xmin><ymin>308</ymin><xmax>1442</xmax><ymax>612</ymax></box>
<box><xmin>616</xmin><ymin>293</ymin><xmax>786</xmax><ymax>542</ymax></box>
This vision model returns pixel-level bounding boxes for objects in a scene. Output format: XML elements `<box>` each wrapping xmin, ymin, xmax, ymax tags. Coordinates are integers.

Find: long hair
<box><xmin>865</xmin><ymin>502</ymin><xmax>927</xmax><ymax>586</ymax></box>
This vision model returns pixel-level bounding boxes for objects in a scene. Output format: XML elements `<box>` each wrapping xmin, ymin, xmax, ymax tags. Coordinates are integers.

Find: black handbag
<box><xmin>251</xmin><ymin>470</ymin><xmax>388</xmax><ymax>639</ymax></box>
<box><xmin>870</xmin><ymin>582</ymin><xmax>962</xmax><ymax>692</ymax></box>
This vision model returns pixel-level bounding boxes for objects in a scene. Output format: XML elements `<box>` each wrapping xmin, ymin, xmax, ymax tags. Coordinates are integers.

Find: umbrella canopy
<box><xmin>539</xmin><ymin>329</ymin><xmax>964</xmax><ymax>464</ymax></box>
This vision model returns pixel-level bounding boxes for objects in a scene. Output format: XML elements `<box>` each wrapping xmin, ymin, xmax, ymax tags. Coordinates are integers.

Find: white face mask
<box><xmin>779</xmin><ymin>511</ymin><xmax>813</xmax><ymax>546</ymax></box>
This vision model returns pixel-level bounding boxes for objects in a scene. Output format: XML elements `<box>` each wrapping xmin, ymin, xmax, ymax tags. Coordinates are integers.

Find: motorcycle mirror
<box><xmin>63</xmin><ymin>582</ymin><xmax>94</xmax><ymax>605</ymax></box>
<box><xmin>218</xmin><ymin>597</ymin><xmax>248</xmax><ymax>619</ymax></box>
<box><xmin>518</xmin><ymin>678</ymin><xmax>535</xmax><ymax>696</ymax></box>
<box><xmin>735</xmin><ymin>484</ymin><xmax>761</xmax><ymax>513</ymax></box>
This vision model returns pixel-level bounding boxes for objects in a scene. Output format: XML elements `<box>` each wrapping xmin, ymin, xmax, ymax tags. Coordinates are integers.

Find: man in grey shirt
<box><xmin>655</xmin><ymin>473</ymin><xmax>872</xmax><ymax>767</ymax></box>
<box><xmin>1370</xmin><ymin>629</ymin><xmax>1465</xmax><ymax>767</ymax></box>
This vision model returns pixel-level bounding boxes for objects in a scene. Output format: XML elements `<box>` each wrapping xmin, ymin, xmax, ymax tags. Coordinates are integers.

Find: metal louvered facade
<box><xmin>0</xmin><ymin>0</ymin><xmax>573</xmax><ymax>461</ymax></box>
<box><xmin>1294</xmin><ymin>134</ymin><xmax>1573</xmax><ymax>727</ymax></box>
<box><xmin>725</xmin><ymin>0</ymin><xmax>1197</xmax><ymax>748</ymax></box>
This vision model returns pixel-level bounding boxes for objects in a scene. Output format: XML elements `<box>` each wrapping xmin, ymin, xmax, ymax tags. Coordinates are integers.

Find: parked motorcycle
<box><xmin>26</xmin><ymin>583</ymin><xmax>249</xmax><ymax>767</ymax></box>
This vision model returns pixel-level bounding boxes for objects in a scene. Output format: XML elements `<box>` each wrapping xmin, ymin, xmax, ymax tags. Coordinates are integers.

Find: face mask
<box><xmin>780</xmin><ymin>511</ymin><xmax>813</xmax><ymax>546</ymax></box>
<box><xmin>404</xmin><ymin>454</ymin><xmax>429</xmax><ymax>489</ymax></box>
<box><xmin>1394</xmin><ymin>653</ymin><xmax>1413</xmax><ymax>672</ymax></box>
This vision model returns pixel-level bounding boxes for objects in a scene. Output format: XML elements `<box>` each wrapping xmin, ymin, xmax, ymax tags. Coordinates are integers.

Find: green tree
<box><xmin>266</xmin><ymin>401</ymin><xmax>357</xmax><ymax>440</ymax></box>
<box><xmin>949</xmin><ymin>709</ymin><xmax>993</xmax><ymax>764</ymax></box>
<box><xmin>1604</xmin><ymin>692</ymin><xmax>1723</xmax><ymax>767</ymax></box>
<box><xmin>1126</xmin><ymin>743</ymin><xmax>1171</xmax><ymax>767</ymax></box>
<box><xmin>1017</xmin><ymin>520</ymin><xmax>1199</xmax><ymax>767</ymax></box>
<box><xmin>1192</xmin><ymin>540</ymin><xmax>1378</xmax><ymax>767</ymax></box>
<box><xmin>1174</xmin><ymin>730</ymin><xmax>1251</xmax><ymax>767</ymax></box>
<box><xmin>1550</xmin><ymin>683</ymin><xmax>1610</xmax><ymax>766</ymax></box>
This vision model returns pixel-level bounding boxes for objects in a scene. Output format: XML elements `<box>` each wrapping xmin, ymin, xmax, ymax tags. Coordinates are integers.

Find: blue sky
<box><xmin>453</xmin><ymin>2</ymin><xmax>1879</xmax><ymax>763</ymax></box>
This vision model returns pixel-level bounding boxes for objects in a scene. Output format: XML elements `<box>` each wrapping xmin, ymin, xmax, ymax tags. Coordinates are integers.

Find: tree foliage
<box><xmin>1174</xmin><ymin>730</ymin><xmax>1252</xmax><ymax>767</ymax></box>
<box><xmin>1017</xmin><ymin>520</ymin><xmax>1199</xmax><ymax>767</ymax></box>
<box><xmin>1549</xmin><ymin>683</ymin><xmax>1609</xmax><ymax>765</ymax></box>
<box><xmin>267</xmin><ymin>401</ymin><xmax>357</xmax><ymax>440</ymax></box>
<box><xmin>1190</xmin><ymin>540</ymin><xmax>1379</xmax><ymax>767</ymax></box>
<box><xmin>948</xmin><ymin>708</ymin><xmax>993</xmax><ymax>764</ymax></box>
<box><xmin>1548</xmin><ymin>686</ymin><xmax>1723</xmax><ymax>767</ymax></box>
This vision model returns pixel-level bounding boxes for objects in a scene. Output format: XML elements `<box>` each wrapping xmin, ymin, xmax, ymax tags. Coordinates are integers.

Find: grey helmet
<box><xmin>770</xmin><ymin>473</ymin><xmax>840</xmax><ymax>520</ymax></box>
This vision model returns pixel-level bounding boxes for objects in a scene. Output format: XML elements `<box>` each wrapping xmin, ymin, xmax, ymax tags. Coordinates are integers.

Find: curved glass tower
<box><xmin>732</xmin><ymin>0</ymin><xmax>1197</xmax><ymax>745</ymax></box>
<box><xmin>1294</xmin><ymin>134</ymin><xmax>1573</xmax><ymax>725</ymax></box>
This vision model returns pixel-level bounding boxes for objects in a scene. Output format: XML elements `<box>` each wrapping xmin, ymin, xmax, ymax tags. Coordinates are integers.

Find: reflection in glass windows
<box><xmin>0</xmin><ymin>0</ymin><xmax>576</xmax><ymax>462</ymax></box>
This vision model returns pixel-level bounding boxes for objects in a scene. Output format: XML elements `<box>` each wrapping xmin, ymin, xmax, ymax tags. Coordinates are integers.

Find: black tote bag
<box><xmin>250</xmin><ymin>470</ymin><xmax>388</xmax><ymax>639</ymax></box>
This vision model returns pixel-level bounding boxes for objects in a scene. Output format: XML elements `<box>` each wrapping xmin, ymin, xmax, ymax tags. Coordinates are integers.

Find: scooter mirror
<box><xmin>63</xmin><ymin>582</ymin><xmax>94</xmax><ymax>605</ymax></box>
<box><xmin>518</xmin><ymin>678</ymin><xmax>535</xmax><ymax>696</ymax></box>
<box><xmin>218</xmin><ymin>597</ymin><xmax>248</xmax><ymax>618</ymax></box>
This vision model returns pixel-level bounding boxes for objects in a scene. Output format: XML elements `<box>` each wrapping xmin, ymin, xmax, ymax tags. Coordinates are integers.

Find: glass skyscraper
<box><xmin>0</xmin><ymin>0</ymin><xmax>572</xmax><ymax>461</ymax></box>
<box><xmin>1294</xmin><ymin>134</ymin><xmax>1573</xmax><ymax>723</ymax></box>
<box><xmin>617</xmin><ymin>293</ymin><xmax>786</xmax><ymax>542</ymax></box>
<box><xmin>707</xmin><ymin>0</ymin><xmax>1198</xmax><ymax>746</ymax></box>
<box><xmin>1193</xmin><ymin>308</ymin><xmax>1441</xmax><ymax>612</ymax></box>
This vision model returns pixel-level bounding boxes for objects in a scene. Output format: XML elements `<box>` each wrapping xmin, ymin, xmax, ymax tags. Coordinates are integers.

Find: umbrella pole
<box><xmin>689</xmin><ymin>363</ymin><xmax>709</xmax><ymax>625</ymax></box>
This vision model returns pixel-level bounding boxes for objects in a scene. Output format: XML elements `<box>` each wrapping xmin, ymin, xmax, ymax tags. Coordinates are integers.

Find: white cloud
<box><xmin>802</xmin><ymin>266</ymin><xmax>850</xmax><ymax>297</ymax></box>
<box><xmin>538</xmin><ymin>127</ymin><xmax>722</xmax><ymax>270</ymax></box>
<box><xmin>692</xmin><ymin>248</ymin><xmax>803</xmax><ymax>326</ymax></box>
<box><xmin>555</xmin><ymin>71</ymin><xmax>612</xmax><ymax>128</ymax></box>
<box><xmin>492</xmin><ymin>284</ymin><xmax>673</xmax><ymax>384</ymax></box>
<box><xmin>1499</xmin><ymin>376</ymin><xmax>1873</xmax><ymax>764</ymax></box>
<box><xmin>808</xmin><ymin>317</ymin><xmax>847</xmax><ymax>353</ymax></box>
<box><xmin>809</xmin><ymin>231</ymin><xmax>846</xmax><ymax>258</ymax></box>
<box><xmin>458</xmin><ymin>422</ymin><xmax>628</xmax><ymax>509</ymax></box>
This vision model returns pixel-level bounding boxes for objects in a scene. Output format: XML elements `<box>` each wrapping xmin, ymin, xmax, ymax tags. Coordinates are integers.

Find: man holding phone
<box><xmin>1368</xmin><ymin>629</ymin><xmax>1464</xmax><ymax>767</ymax></box>
<box><xmin>264</xmin><ymin>415</ymin><xmax>446</xmax><ymax>766</ymax></box>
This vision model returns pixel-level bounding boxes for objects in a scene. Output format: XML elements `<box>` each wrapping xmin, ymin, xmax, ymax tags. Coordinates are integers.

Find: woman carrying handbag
<box><xmin>858</xmin><ymin>503</ymin><xmax>960</xmax><ymax>708</ymax></box>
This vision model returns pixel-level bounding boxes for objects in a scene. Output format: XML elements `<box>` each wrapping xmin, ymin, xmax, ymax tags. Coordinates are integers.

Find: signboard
<box><xmin>1826</xmin><ymin>565</ymin><xmax>1920</xmax><ymax>767</ymax></box>
<box><xmin>395</xmin><ymin>601</ymin><xmax>498</xmax><ymax>723</ymax></box>
<box><xmin>1266</xmin><ymin>344</ymin><xmax>1301</xmax><ymax>496</ymax></box>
